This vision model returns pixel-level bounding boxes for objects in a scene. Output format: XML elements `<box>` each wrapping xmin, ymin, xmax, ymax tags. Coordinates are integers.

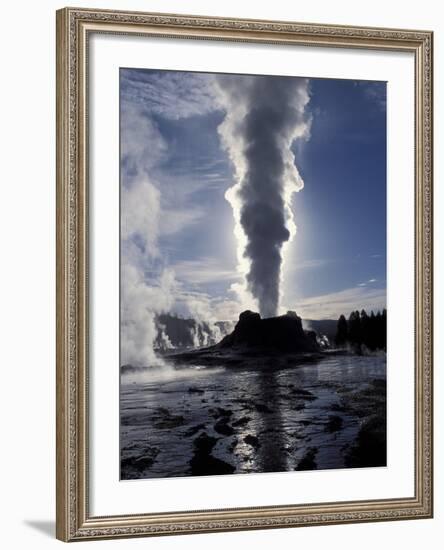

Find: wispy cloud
<box><xmin>357</xmin><ymin>278</ymin><xmax>378</xmax><ymax>287</ymax></box>
<box><xmin>172</xmin><ymin>257</ymin><xmax>240</xmax><ymax>285</ymax></box>
<box><xmin>120</xmin><ymin>69</ymin><xmax>219</xmax><ymax>120</ymax></box>
<box><xmin>159</xmin><ymin>207</ymin><xmax>205</xmax><ymax>237</ymax></box>
<box><xmin>355</xmin><ymin>80</ymin><xmax>386</xmax><ymax>111</ymax></box>
<box><xmin>286</xmin><ymin>258</ymin><xmax>331</xmax><ymax>272</ymax></box>
<box><xmin>290</xmin><ymin>286</ymin><xmax>386</xmax><ymax>320</ymax></box>
<box><xmin>157</xmin><ymin>167</ymin><xmax>230</xmax><ymax>205</ymax></box>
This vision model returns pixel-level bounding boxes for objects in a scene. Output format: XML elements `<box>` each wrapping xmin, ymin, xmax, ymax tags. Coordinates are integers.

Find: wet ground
<box><xmin>120</xmin><ymin>353</ymin><xmax>386</xmax><ymax>480</ymax></box>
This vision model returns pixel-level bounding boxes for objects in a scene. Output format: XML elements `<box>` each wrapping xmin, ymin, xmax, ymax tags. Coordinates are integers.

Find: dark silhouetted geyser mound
<box><xmin>219</xmin><ymin>310</ymin><xmax>319</xmax><ymax>353</ymax></box>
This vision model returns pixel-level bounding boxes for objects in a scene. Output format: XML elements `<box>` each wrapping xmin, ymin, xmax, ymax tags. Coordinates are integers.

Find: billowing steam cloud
<box><xmin>120</xmin><ymin>104</ymin><xmax>176</xmax><ymax>366</ymax></box>
<box><xmin>216</xmin><ymin>75</ymin><xmax>311</xmax><ymax>318</ymax></box>
<box><xmin>120</xmin><ymin>99</ymin><xmax>225</xmax><ymax>365</ymax></box>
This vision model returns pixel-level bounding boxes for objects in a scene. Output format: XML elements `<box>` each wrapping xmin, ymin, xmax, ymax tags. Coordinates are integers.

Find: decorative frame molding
<box><xmin>56</xmin><ymin>7</ymin><xmax>433</xmax><ymax>542</ymax></box>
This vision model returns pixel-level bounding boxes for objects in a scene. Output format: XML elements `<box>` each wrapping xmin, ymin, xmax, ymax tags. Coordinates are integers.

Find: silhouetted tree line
<box><xmin>335</xmin><ymin>309</ymin><xmax>386</xmax><ymax>351</ymax></box>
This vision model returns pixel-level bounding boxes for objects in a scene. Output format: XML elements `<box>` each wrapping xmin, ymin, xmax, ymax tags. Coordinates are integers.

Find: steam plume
<box><xmin>216</xmin><ymin>75</ymin><xmax>311</xmax><ymax>317</ymax></box>
<box><xmin>120</xmin><ymin>104</ymin><xmax>175</xmax><ymax>367</ymax></box>
<box><xmin>120</xmin><ymin>103</ymin><xmax>223</xmax><ymax>364</ymax></box>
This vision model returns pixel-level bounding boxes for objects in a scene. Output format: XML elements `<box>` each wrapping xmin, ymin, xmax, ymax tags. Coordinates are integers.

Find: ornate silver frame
<box><xmin>56</xmin><ymin>7</ymin><xmax>433</xmax><ymax>541</ymax></box>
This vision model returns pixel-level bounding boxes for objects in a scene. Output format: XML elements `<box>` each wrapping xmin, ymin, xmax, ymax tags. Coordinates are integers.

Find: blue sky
<box><xmin>120</xmin><ymin>68</ymin><xmax>386</xmax><ymax>323</ymax></box>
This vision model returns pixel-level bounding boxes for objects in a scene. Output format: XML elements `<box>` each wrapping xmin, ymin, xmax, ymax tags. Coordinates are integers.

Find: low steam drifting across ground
<box><xmin>119</xmin><ymin>68</ymin><xmax>387</xmax><ymax>480</ymax></box>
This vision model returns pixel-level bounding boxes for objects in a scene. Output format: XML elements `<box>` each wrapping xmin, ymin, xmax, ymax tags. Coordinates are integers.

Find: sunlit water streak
<box><xmin>120</xmin><ymin>354</ymin><xmax>386</xmax><ymax>479</ymax></box>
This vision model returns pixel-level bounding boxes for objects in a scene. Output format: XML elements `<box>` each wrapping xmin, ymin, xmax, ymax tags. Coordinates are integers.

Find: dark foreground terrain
<box><xmin>120</xmin><ymin>352</ymin><xmax>386</xmax><ymax>479</ymax></box>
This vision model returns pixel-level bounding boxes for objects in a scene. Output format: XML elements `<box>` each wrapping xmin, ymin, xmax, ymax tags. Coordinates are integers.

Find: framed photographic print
<box><xmin>56</xmin><ymin>7</ymin><xmax>433</xmax><ymax>541</ymax></box>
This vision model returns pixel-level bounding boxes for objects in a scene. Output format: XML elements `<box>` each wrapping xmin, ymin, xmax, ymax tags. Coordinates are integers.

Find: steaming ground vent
<box><xmin>219</xmin><ymin>310</ymin><xmax>319</xmax><ymax>353</ymax></box>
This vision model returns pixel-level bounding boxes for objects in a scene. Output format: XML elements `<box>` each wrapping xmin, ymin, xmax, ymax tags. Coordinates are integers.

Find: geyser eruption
<box><xmin>216</xmin><ymin>75</ymin><xmax>311</xmax><ymax>317</ymax></box>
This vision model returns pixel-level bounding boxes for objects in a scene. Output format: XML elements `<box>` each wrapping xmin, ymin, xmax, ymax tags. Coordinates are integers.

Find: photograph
<box><xmin>54</xmin><ymin>6</ymin><xmax>433</xmax><ymax>541</ymax></box>
<box><xmin>0</xmin><ymin>0</ymin><xmax>438</xmax><ymax>545</ymax></box>
<box><xmin>119</xmin><ymin>68</ymin><xmax>388</xmax><ymax>480</ymax></box>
